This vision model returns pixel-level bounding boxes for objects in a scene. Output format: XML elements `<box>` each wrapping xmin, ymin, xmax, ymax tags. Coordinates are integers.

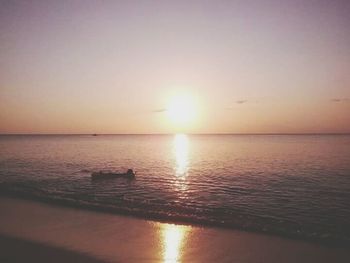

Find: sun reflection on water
<box><xmin>161</xmin><ymin>224</ymin><xmax>190</xmax><ymax>263</ymax></box>
<box><xmin>174</xmin><ymin>134</ymin><xmax>189</xmax><ymax>177</ymax></box>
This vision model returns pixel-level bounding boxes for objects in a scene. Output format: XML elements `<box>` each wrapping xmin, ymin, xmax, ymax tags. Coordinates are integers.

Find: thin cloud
<box><xmin>225</xmin><ymin>100</ymin><xmax>248</xmax><ymax>110</ymax></box>
<box><xmin>330</xmin><ymin>98</ymin><xmax>350</xmax><ymax>103</ymax></box>
<box><xmin>225</xmin><ymin>99</ymin><xmax>260</xmax><ymax>110</ymax></box>
<box><xmin>236</xmin><ymin>100</ymin><xmax>247</xmax><ymax>104</ymax></box>
<box><xmin>152</xmin><ymin>108</ymin><xmax>167</xmax><ymax>113</ymax></box>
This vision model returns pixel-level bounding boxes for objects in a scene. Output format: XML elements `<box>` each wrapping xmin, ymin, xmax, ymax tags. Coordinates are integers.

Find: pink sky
<box><xmin>1</xmin><ymin>0</ymin><xmax>349</xmax><ymax>134</ymax></box>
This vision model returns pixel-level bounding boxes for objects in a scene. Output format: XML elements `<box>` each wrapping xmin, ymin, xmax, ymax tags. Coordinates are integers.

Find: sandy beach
<box><xmin>0</xmin><ymin>197</ymin><xmax>349</xmax><ymax>263</ymax></box>
<box><xmin>0</xmin><ymin>234</ymin><xmax>104</xmax><ymax>263</ymax></box>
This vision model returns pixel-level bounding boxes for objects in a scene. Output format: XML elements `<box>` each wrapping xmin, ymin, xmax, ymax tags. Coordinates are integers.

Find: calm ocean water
<box><xmin>0</xmin><ymin>134</ymin><xmax>350</xmax><ymax>244</ymax></box>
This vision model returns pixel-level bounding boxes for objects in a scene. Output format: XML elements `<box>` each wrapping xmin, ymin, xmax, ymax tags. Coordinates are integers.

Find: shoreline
<box><xmin>1</xmin><ymin>196</ymin><xmax>349</xmax><ymax>262</ymax></box>
<box><xmin>0</xmin><ymin>191</ymin><xmax>347</xmax><ymax>247</ymax></box>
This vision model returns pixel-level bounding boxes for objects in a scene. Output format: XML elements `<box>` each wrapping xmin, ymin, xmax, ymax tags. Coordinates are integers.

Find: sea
<box><xmin>0</xmin><ymin>134</ymin><xmax>349</xmax><ymax>245</ymax></box>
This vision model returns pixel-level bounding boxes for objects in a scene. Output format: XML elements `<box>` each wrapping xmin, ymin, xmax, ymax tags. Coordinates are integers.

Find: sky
<box><xmin>1</xmin><ymin>0</ymin><xmax>350</xmax><ymax>134</ymax></box>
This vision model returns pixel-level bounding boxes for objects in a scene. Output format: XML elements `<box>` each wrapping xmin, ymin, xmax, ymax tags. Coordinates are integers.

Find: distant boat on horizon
<box><xmin>92</xmin><ymin>133</ymin><xmax>98</xmax><ymax>136</ymax></box>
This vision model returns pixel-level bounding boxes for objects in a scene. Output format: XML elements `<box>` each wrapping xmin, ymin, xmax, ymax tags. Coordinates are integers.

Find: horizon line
<box><xmin>1</xmin><ymin>132</ymin><xmax>350</xmax><ymax>136</ymax></box>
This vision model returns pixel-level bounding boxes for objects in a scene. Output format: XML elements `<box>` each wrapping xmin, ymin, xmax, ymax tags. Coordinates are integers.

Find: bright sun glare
<box><xmin>166</xmin><ymin>94</ymin><xmax>197</xmax><ymax>126</ymax></box>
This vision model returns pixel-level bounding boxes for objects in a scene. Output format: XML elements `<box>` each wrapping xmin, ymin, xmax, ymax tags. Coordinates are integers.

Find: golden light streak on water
<box><xmin>161</xmin><ymin>224</ymin><xmax>190</xmax><ymax>263</ymax></box>
<box><xmin>174</xmin><ymin>134</ymin><xmax>189</xmax><ymax>177</ymax></box>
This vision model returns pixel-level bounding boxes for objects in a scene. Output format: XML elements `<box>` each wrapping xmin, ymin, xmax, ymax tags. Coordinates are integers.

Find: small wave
<box><xmin>1</xmin><ymin>183</ymin><xmax>349</xmax><ymax>247</ymax></box>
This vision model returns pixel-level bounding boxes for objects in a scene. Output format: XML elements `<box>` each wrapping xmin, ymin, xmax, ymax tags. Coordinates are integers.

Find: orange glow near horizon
<box><xmin>1</xmin><ymin>1</ymin><xmax>350</xmax><ymax>134</ymax></box>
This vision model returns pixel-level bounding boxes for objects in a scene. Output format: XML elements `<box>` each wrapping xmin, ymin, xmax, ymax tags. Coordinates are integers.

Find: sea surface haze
<box><xmin>0</xmin><ymin>134</ymin><xmax>349</xmax><ymax>245</ymax></box>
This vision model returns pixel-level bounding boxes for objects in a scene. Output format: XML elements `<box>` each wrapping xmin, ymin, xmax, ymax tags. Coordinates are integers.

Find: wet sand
<box><xmin>0</xmin><ymin>197</ymin><xmax>349</xmax><ymax>263</ymax></box>
<box><xmin>0</xmin><ymin>234</ymin><xmax>106</xmax><ymax>263</ymax></box>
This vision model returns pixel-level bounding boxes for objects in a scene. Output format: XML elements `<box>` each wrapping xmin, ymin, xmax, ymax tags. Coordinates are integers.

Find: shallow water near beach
<box><xmin>0</xmin><ymin>134</ymin><xmax>350</xmax><ymax>244</ymax></box>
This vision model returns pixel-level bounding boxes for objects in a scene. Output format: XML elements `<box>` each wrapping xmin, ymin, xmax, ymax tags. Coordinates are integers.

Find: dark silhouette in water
<box><xmin>91</xmin><ymin>169</ymin><xmax>136</xmax><ymax>180</ymax></box>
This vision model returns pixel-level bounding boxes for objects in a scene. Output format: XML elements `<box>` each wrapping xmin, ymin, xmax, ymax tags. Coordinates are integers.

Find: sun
<box><xmin>166</xmin><ymin>94</ymin><xmax>197</xmax><ymax>126</ymax></box>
